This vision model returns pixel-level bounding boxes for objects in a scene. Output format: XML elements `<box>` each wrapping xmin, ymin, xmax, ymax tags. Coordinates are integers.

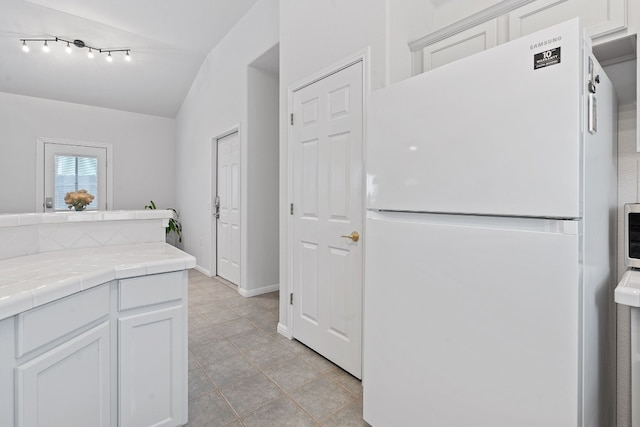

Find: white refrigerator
<box><xmin>363</xmin><ymin>19</ymin><xmax>617</xmax><ymax>427</ymax></box>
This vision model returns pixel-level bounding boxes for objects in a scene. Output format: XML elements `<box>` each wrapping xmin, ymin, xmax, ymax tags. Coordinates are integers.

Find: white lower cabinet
<box><xmin>119</xmin><ymin>306</ymin><xmax>186</xmax><ymax>427</ymax></box>
<box><xmin>1</xmin><ymin>270</ymin><xmax>188</xmax><ymax>427</ymax></box>
<box><xmin>117</xmin><ymin>271</ymin><xmax>188</xmax><ymax>427</ymax></box>
<box><xmin>15</xmin><ymin>322</ymin><xmax>111</xmax><ymax>427</ymax></box>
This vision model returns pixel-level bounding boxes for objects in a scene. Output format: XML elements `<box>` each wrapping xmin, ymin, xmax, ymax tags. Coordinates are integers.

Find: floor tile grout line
<box><xmin>188</xmin><ymin>314</ymin><xmax>259</xmax><ymax>423</ymax></box>
<box><xmin>232</xmin><ymin>333</ymin><xmax>361</xmax><ymax>425</ymax></box>
<box><xmin>191</xmin><ymin>304</ymin><xmax>321</xmax><ymax>423</ymax></box>
<box><xmin>188</xmin><ymin>321</ymin><xmax>248</xmax><ymax>425</ymax></box>
<box><xmin>187</xmin><ymin>272</ymin><xmax>363</xmax><ymax>426</ymax></box>
<box><xmin>240</xmin><ymin>365</ymin><xmax>322</xmax><ymax>424</ymax></box>
<box><xmin>194</xmin><ymin>348</ymin><xmax>247</xmax><ymax>425</ymax></box>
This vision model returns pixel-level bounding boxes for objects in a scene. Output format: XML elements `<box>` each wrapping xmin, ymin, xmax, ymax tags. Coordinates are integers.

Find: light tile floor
<box><xmin>186</xmin><ymin>269</ymin><xmax>369</xmax><ymax>427</ymax></box>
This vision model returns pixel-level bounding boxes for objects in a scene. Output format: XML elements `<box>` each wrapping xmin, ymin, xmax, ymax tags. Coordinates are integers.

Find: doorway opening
<box><xmin>244</xmin><ymin>44</ymin><xmax>280</xmax><ymax>296</ymax></box>
<box><xmin>210</xmin><ymin>44</ymin><xmax>280</xmax><ymax>296</ymax></box>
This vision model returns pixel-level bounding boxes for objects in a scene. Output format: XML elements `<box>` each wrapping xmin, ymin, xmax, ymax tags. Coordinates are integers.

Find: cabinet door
<box><xmin>421</xmin><ymin>19</ymin><xmax>498</xmax><ymax>72</ymax></box>
<box><xmin>508</xmin><ymin>0</ymin><xmax>627</xmax><ymax>40</ymax></box>
<box><xmin>119</xmin><ymin>305</ymin><xmax>186</xmax><ymax>427</ymax></box>
<box><xmin>15</xmin><ymin>322</ymin><xmax>111</xmax><ymax>427</ymax></box>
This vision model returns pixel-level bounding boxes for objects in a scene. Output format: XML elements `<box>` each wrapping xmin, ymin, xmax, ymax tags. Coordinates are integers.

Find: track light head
<box><xmin>87</xmin><ymin>48</ymin><xmax>94</xmax><ymax>59</ymax></box>
<box><xmin>42</xmin><ymin>40</ymin><xmax>50</xmax><ymax>53</ymax></box>
<box><xmin>125</xmin><ymin>51</ymin><xmax>131</xmax><ymax>62</ymax></box>
<box><xmin>65</xmin><ymin>42</ymin><xmax>72</xmax><ymax>53</ymax></box>
<box><xmin>106</xmin><ymin>52</ymin><xmax>113</xmax><ymax>62</ymax></box>
<box><xmin>21</xmin><ymin>40</ymin><xmax>29</xmax><ymax>52</ymax></box>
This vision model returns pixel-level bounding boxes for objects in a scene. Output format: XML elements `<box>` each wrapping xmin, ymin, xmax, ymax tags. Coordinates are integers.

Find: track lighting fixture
<box><xmin>19</xmin><ymin>36</ymin><xmax>131</xmax><ymax>62</ymax></box>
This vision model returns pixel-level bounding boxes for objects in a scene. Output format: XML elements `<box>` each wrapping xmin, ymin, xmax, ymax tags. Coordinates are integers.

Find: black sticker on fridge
<box><xmin>534</xmin><ymin>47</ymin><xmax>561</xmax><ymax>70</ymax></box>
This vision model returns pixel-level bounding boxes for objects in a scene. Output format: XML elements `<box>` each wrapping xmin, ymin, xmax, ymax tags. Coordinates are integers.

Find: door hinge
<box><xmin>290</xmin><ymin>113</ymin><xmax>294</xmax><ymax>125</ymax></box>
<box><xmin>290</xmin><ymin>293</ymin><xmax>294</xmax><ymax>305</ymax></box>
<box><xmin>290</xmin><ymin>203</ymin><xmax>294</xmax><ymax>215</ymax></box>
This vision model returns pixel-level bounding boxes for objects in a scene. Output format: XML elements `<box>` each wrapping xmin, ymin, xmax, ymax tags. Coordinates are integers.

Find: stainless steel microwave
<box><xmin>625</xmin><ymin>204</ymin><xmax>640</xmax><ymax>268</ymax></box>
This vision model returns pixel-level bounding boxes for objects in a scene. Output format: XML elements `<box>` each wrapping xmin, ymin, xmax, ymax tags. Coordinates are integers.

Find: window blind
<box><xmin>54</xmin><ymin>155</ymin><xmax>99</xmax><ymax>210</ymax></box>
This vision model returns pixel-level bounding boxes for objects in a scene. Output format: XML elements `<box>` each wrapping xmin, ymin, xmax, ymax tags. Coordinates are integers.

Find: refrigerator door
<box><xmin>367</xmin><ymin>19</ymin><xmax>585</xmax><ymax>218</ymax></box>
<box><xmin>363</xmin><ymin>211</ymin><xmax>581</xmax><ymax>427</ymax></box>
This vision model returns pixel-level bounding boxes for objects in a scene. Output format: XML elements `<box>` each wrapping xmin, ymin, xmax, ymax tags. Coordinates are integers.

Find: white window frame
<box><xmin>36</xmin><ymin>137</ymin><xmax>113</xmax><ymax>212</ymax></box>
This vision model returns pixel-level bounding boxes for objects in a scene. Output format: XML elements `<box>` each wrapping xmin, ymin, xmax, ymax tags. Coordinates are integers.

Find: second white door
<box><xmin>291</xmin><ymin>60</ymin><xmax>364</xmax><ymax>378</ymax></box>
<box><xmin>217</xmin><ymin>132</ymin><xmax>241</xmax><ymax>285</ymax></box>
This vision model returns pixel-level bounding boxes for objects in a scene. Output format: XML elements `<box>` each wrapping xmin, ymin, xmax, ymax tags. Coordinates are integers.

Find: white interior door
<box><xmin>217</xmin><ymin>132</ymin><xmax>241</xmax><ymax>285</ymax></box>
<box><xmin>291</xmin><ymin>61</ymin><xmax>364</xmax><ymax>378</ymax></box>
<box><xmin>44</xmin><ymin>142</ymin><xmax>107</xmax><ymax>212</ymax></box>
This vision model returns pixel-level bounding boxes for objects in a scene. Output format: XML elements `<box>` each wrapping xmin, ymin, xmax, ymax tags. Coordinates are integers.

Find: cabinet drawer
<box><xmin>118</xmin><ymin>271</ymin><xmax>184</xmax><ymax>311</ymax></box>
<box><xmin>16</xmin><ymin>284</ymin><xmax>110</xmax><ymax>358</ymax></box>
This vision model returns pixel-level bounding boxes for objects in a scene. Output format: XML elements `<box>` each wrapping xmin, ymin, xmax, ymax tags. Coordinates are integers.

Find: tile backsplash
<box><xmin>0</xmin><ymin>211</ymin><xmax>171</xmax><ymax>261</ymax></box>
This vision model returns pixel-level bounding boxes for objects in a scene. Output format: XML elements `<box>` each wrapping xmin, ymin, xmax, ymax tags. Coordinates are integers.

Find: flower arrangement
<box><xmin>64</xmin><ymin>189</ymin><xmax>95</xmax><ymax>211</ymax></box>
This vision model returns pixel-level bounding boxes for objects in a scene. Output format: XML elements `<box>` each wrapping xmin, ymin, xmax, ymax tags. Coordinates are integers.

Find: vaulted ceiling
<box><xmin>0</xmin><ymin>0</ymin><xmax>260</xmax><ymax>117</ymax></box>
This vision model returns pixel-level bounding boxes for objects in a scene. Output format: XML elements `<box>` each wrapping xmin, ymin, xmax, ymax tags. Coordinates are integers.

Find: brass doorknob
<box><xmin>341</xmin><ymin>231</ymin><xmax>359</xmax><ymax>242</ymax></box>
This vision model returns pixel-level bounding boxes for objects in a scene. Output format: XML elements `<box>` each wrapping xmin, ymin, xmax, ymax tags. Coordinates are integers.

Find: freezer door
<box><xmin>367</xmin><ymin>19</ymin><xmax>586</xmax><ymax>218</ymax></box>
<box><xmin>363</xmin><ymin>212</ymin><xmax>582</xmax><ymax>427</ymax></box>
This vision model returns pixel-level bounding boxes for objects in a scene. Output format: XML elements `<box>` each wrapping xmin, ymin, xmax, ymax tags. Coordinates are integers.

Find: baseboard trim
<box><xmin>238</xmin><ymin>284</ymin><xmax>279</xmax><ymax>297</ymax></box>
<box><xmin>193</xmin><ymin>265</ymin><xmax>212</xmax><ymax>277</ymax></box>
<box><xmin>277</xmin><ymin>322</ymin><xmax>291</xmax><ymax>339</ymax></box>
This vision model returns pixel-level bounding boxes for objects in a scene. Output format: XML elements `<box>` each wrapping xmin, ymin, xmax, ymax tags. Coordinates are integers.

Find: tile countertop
<box><xmin>0</xmin><ymin>242</ymin><xmax>196</xmax><ymax>321</ymax></box>
<box><xmin>0</xmin><ymin>210</ymin><xmax>174</xmax><ymax>228</ymax></box>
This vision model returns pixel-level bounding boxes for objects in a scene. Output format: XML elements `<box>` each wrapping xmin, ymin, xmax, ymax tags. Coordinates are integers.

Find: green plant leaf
<box><xmin>144</xmin><ymin>201</ymin><xmax>182</xmax><ymax>243</ymax></box>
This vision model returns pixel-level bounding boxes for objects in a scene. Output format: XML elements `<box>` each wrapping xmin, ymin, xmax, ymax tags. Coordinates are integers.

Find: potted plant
<box><xmin>144</xmin><ymin>200</ymin><xmax>182</xmax><ymax>244</ymax></box>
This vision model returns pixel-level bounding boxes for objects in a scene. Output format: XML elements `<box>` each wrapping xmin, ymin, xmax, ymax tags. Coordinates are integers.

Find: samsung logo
<box><xmin>530</xmin><ymin>36</ymin><xmax>562</xmax><ymax>50</ymax></box>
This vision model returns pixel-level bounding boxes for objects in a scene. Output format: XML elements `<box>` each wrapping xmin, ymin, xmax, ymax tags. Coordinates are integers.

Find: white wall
<box><xmin>0</xmin><ymin>91</ymin><xmax>176</xmax><ymax>214</ymax></box>
<box><xmin>175</xmin><ymin>0</ymin><xmax>279</xmax><ymax>278</ymax></box>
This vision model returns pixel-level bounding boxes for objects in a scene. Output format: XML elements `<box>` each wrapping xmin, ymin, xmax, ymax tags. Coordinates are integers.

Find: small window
<box><xmin>37</xmin><ymin>138</ymin><xmax>112</xmax><ymax>212</ymax></box>
<box><xmin>54</xmin><ymin>155</ymin><xmax>99</xmax><ymax>210</ymax></box>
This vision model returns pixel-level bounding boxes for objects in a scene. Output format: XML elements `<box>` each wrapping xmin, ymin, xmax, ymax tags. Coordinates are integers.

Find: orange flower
<box><xmin>65</xmin><ymin>189</ymin><xmax>95</xmax><ymax>210</ymax></box>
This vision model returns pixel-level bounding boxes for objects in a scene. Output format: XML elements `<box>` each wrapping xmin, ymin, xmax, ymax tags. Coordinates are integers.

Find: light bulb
<box><xmin>125</xmin><ymin>51</ymin><xmax>131</xmax><ymax>62</ymax></box>
<box><xmin>87</xmin><ymin>48</ymin><xmax>94</xmax><ymax>59</ymax></box>
<box><xmin>65</xmin><ymin>42</ymin><xmax>72</xmax><ymax>53</ymax></box>
<box><xmin>42</xmin><ymin>40</ymin><xmax>50</xmax><ymax>53</ymax></box>
<box><xmin>21</xmin><ymin>41</ymin><xmax>29</xmax><ymax>52</ymax></box>
<box><xmin>106</xmin><ymin>52</ymin><xmax>113</xmax><ymax>62</ymax></box>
